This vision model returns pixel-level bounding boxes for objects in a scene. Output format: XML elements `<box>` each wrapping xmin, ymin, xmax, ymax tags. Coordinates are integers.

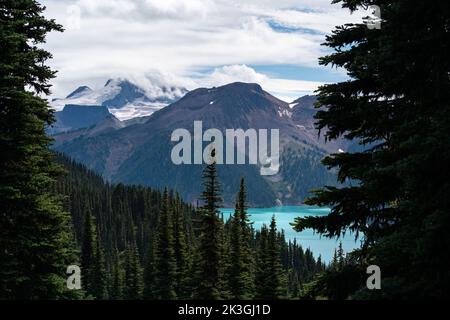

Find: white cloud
<box><xmin>77</xmin><ymin>0</ymin><xmax>213</xmax><ymax>21</ymax></box>
<box><xmin>40</xmin><ymin>0</ymin><xmax>368</xmax><ymax>99</ymax></box>
<box><xmin>195</xmin><ymin>65</ymin><xmax>324</xmax><ymax>102</ymax></box>
<box><xmin>200</xmin><ymin>65</ymin><xmax>267</xmax><ymax>86</ymax></box>
<box><xmin>51</xmin><ymin>64</ymin><xmax>323</xmax><ymax>106</ymax></box>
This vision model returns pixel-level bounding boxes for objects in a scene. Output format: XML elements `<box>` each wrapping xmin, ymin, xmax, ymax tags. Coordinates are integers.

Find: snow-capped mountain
<box><xmin>51</xmin><ymin>78</ymin><xmax>188</xmax><ymax>120</ymax></box>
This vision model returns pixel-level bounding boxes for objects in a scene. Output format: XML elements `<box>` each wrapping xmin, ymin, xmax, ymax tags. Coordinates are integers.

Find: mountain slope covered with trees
<box><xmin>54</xmin><ymin>154</ymin><xmax>325</xmax><ymax>299</ymax></box>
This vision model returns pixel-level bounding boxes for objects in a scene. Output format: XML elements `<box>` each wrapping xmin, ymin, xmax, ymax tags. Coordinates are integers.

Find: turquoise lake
<box><xmin>220</xmin><ymin>206</ymin><xmax>361</xmax><ymax>263</ymax></box>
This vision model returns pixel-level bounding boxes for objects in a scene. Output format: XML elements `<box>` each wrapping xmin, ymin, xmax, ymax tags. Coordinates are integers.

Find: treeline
<box><xmin>55</xmin><ymin>154</ymin><xmax>324</xmax><ymax>299</ymax></box>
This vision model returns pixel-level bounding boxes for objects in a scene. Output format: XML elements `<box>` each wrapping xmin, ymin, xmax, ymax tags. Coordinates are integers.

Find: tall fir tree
<box><xmin>331</xmin><ymin>249</ymin><xmax>338</xmax><ymax>271</ymax></box>
<box><xmin>172</xmin><ymin>193</ymin><xmax>191</xmax><ymax>299</ymax></box>
<box><xmin>266</xmin><ymin>216</ymin><xmax>286</xmax><ymax>299</ymax></box>
<box><xmin>80</xmin><ymin>209</ymin><xmax>95</xmax><ymax>297</ymax></box>
<box><xmin>0</xmin><ymin>0</ymin><xmax>78</xmax><ymax>299</ymax></box>
<box><xmin>80</xmin><ymin>209</ymin><xmax>107</xmax><ymax>299</ymax></box>
<box><xmin>228</xmin><ymin>178</ymin><xmax>255</xmax><ymax>299</ymax></box>
<box><xmin>255</xmin><ymin>224</ymin><xmax>270</xmax><ymax>298</ymax></box>
<box><xmin>143</xmin><ymin>234</ymin><xmax>156</xmax><ymax>299</ymax></box>
<box><xmin>110</xmin><ymin>249</ymin><xmax>124</xmax><ymax>300</ymax></box>
<box><xmin>123</xmin><ymin>240</ymin><xmax>143</xmax><ymax>300</ymax></box>
<box><xmin>91</xmin><ymin>232</ymin><xmax>108</xmax><ymax>299</ymax></box>
<box><xmin>294</xmin><ymin>0</ymin><xmax>450</xmax><ymax>298</ymax></box>
<box><xmin>255</xmin><ymin>217</ymin><xmax>286</xmax><ymax>299</ymax></box>
<box><xmin>336</xmin><ymin>242</ymin><xmax>345</xmax><ymax>271</ymax></box>
<box><xmin>154</xmin><ymin>188</ymin><xmax>177</xmax><ymax>299</ymax></box>
<box><xmin>194</xmin><ymin>151</ymin><xmax>227</xmax><ymax>299</ymax></box>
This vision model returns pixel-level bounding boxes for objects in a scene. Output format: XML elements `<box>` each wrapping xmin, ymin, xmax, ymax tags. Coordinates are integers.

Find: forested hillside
<box><xmin>53</xmin><ymin>82</ymin><xmax>341</xmax><ymax>207</ymax></box>
<box><xmin>54</xmin><ymin>154</ymin><xmax>324</xmax><ymax>299</ymax></box>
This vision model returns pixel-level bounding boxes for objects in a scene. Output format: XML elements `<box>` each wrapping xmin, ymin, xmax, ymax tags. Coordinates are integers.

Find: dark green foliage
<box><xmin>228</xmin><ymin>178</ymin><xmax>255</xmax><ymax>299</ymax></box>
<box><xmin>124</xmin><ymin>240</ymin><xmax>143</xmax><ymax>300</ymax></box>
<box><xmin>55</xmin><ymin>155</ymin><xmax>198</xmax><ymax>300</ymax></box>
<box><xmin>283</xmin><ymin>239</ymin><xmax>325</xmax><ymax>297</ymax></box>
<box><xmin>301</xmin><ymin>264</ymin><xmax>364</xmax><ymax>300</ymax></box>
<box><xmin>143</xmin><ymin>238</ymin><xmax>156</xmax><ymax>299</ymax></box>
<box><xmin>255</xmin><ymin>217</ymin><xmax>287</xmax><ymax>299</ymax></box>
<box><xmin>54</xmin><ymin>154</ymin><xmax>324</xmax><ymax>300</ymax></box>
<box><xmin>294</xmin><ymin>0</ymin><xmax>450</xmax><ymax>299</ymax></box>
<box><xmin>154</xmin><ymin>188</ymin><xmax>177</xmax><ymax>299</ymax></box>
<box><xmin>301</xmin><ymin>243</ymin><xmax>361</xmax><ymax>300</ymax></box>
<box><xmin>80</xmin><ymin>209</ymin><xmax>107</xmax><ymax>299</ymax></box>
<box><xmin>266</xmin><ymin>217</ymin><xmax>287</xmax><ymax>299</ymax></box>
<box><xmin>172</xmin><ymin>194</ymin><xmax>191</xmax><ymax>299</ymax></box>
<box><xmin>110</xmin><ymin>250</ymin><xmax>124</xmax><ymax>300</ymax></box>
<box><xmin>255</xmin><ymin>225</ymin><xmax>270</xmax><ymax>298</ymax></box>
<box><xmin>193</xmin><ymin>160</ymin><xmax>228</xmax><ymax>299</ymax></box>
<box><xmin>91</xmin><ymin>235</ymin><xmax>108</xmax><ymax>299</ymax></box>
<box><xmin>80</xmin><ymin>209</ymin><xmax>95</xmax><ymax>296</ymax></box>
<box><xmin>0</xmin><ymin>0</ymin><xmax>79</xmax><ymax>299</ymax></box>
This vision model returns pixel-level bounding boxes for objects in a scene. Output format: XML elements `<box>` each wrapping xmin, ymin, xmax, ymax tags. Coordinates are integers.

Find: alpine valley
<box><xmin>50</xmin><ymin>80</ymin><xmax>357</xmax><ymax>207</ymax></box>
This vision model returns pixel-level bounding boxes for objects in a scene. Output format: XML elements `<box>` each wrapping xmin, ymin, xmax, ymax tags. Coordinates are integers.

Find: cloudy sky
<box><xmin>41</xmin><ymin>0</ymin><xmax>369</xmax><ymax>102</ymax></box>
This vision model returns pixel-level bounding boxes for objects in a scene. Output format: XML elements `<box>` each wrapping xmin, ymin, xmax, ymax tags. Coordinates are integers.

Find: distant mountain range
<box><xmin>51</xmin><ymin>78</ymin><xmax>187</xmax><ymax>121</ymax></box>
<box><xmin>51</xmin><ymin>82</ymin><xmax>353</xmax><ymax>207</ymax></box>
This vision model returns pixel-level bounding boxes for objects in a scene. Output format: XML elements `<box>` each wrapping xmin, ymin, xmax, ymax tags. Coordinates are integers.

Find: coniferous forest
<box><xmin>1</xmin><ymin>0</ymin><xmax>450</xmax><ymax>302</ymax></box>
<box><xmin>52</xmin><ymin>154</ymin><xmax>324</xmax><ymax>300</ymax></box>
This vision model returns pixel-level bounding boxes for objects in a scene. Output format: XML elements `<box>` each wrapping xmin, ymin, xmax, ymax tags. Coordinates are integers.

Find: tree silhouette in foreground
<box><xmin>0</xmin><ymin>0</ymin><xmax>78</xmax><ymax>299</ymax></box>
<box><xmin>294</xmin><ymin>0</ymin><xmax>450</xmax><ymax>299</ymax></box>
<box><xmin>193</xmin><ymin>150</ymin><xmax>228</xmax><ymax>299</ymax></box>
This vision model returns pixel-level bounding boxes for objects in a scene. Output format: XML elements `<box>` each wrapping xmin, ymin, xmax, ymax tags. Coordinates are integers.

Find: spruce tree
<box><xmin>143</xmin><ymin>234</ymin><xmax>156</xmax><ymax>299</ymax></box>
<box><xmin>110</xmin><ymin>250</ymin><xmax>124</xmax><ymax>300</ymax></box>
<box><xmin>0</xmin><ymin>0</ymin><xmax>77</xmax><ymax>299</ymax></box>
<box><xmin>154</xmin><ymin>188</ymin><xmax>177</xmax><ymax>299</ymax></box>
<box><xmin>123</xmin><ymin>241</ymin><xmax>143</xmax><ymax>300</ymax></box>
<box><xmin>255</xmin><ymin>218</ymin><xmax>286</xmax><ymax>299</ymax></box>
<box><xmin>255</xmin><ymin>225</ymin><xmax>270</xmax><ymax>298</ymax></box>
<box><xmin>172</xmin><ymin>193</ymin><xmax>191</xmax><ymax>299</ymax></box>
<box><xmin>80</xmin><ymin>210</ymin><xmax>107</xmax><ymax>299</ymax></box>
<box><xmin>336</xmin><ymin>242</ymin><xmax>345</xmax><ymax>271</ymax></box>
<box><xmin>294</xmin><ymin>0</ymin><xmax>450</xmax><ymax>298</ymax></box>
<box><xmin>266</xmin><ymin>216</ymin><xmax>286</xmax><ymax>299</ymax></box>
<box><xmin>228</xmin><ymin>178</ymin><xmax>254</xmax><ymax>299</ymax></box>
<box><xmin>81</xmin><ymin>209</ymin><xmax>95</xmax><ymax>296</ymax></box>
<box><xmin>331</xmin><ymin>249</ymin><xmax>338</xmax><ymax>271</ymax></box>
<box><xmin>91</xmin><ymin>233</ymin><xmax>108</xmax><ymax>299</ymax></box>
<box><xmin>288</xmin><ymin>269</ymin><xmax>300</xmax><ymax>299</ymax></box>
<box><xmin>194</xmin><ymin>152</ymin><xmax>227</xmax><ymax>299</ymax></box>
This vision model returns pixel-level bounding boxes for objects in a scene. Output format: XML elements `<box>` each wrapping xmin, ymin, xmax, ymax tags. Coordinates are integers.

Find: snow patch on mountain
<box><xmin>52</xmin><ymin>80</ymin><xmax>121</xmax><ymax>109</ymax></box>
<box><xmin>50</xmin><ymin>77</ymin><xmax>187</xmax><ymax>120</ymax></box>
<box><xmin>109</xmin><ymin>102</ymin><xmax>167</xmax><ymax>120</ymax></box>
